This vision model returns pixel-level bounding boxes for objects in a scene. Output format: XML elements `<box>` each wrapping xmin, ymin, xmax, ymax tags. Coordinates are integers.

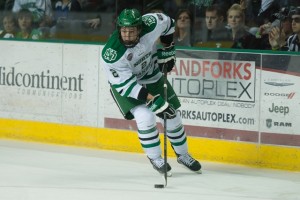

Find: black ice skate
<box><xmin>177</xmin><ymin>153</ymin><xmax>202</xmax><ymax>173</ymax></box>
<box><xmin>149</xmin><ymin>156</ymin><xmax>172</xmax><ymax>177</ymax></box>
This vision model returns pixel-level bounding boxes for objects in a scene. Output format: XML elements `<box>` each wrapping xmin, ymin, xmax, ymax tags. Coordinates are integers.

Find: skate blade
<box><xmin>179</xmin><ymin>163</ymin><xmax>202</xmax><ymax>174</ymax></box>
<box><xmin>185</xmin><ymin>167</ymin><xmax>202</xmax><ymax>174</ymax></box>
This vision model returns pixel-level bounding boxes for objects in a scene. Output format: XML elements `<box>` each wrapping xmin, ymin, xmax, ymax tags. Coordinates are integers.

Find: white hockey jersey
<box><xmin>101</xmin><ymin>13</ymin><xmax>175</xmax><ymax>100</ymax></box>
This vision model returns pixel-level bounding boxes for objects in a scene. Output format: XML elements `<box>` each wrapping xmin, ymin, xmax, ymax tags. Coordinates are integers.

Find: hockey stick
<box><xmin>154</xmin><ymin>64</ymin><xmax>168</xmax><ymax>189</ymax></box>
<box><xmin>163</xmin><ymin>65</ymin><xmax>168</xmax><ymax>187</ymax></box>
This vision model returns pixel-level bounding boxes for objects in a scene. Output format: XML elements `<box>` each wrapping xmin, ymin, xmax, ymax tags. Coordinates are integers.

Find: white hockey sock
<box><xmin>131</xmin><ymin>105</ymin><xmax>162</xmax><ymax>160</ymax></box>
<box><xmin>159</xmin><ymin>113</ymin><xmax>188</xmax><ymax>155</ymax></box>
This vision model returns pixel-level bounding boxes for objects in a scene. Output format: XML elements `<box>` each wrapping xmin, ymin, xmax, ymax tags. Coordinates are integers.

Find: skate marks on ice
<box><xmin>0</xmin><ymin>140</ymin><xmax>299</xmax><ymax>200</ymax></box>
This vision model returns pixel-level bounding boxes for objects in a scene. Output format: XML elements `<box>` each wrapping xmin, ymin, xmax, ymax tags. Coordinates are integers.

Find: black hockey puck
<box><xmin>154</xmin><ymin>184</ymin><xmax>165</xmax><ymax>188</ymax></box>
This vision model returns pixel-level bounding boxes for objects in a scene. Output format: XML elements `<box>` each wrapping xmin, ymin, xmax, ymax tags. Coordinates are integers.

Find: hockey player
<box><xmin>101</xmin><ymin>8</ymin><xmax>201</xmax><ymax>175</ymax></box>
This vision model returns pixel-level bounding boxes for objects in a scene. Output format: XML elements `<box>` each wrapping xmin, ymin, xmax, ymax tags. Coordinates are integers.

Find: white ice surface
<box><xmin>0</xmin><ymin>139</ymin><xmax>300</xmax><ymax>200</ymax></box>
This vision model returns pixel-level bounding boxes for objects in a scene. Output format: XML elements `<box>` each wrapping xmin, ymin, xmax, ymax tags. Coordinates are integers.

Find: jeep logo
<box><xmin>268</xmin><ymin>103</ymin><xmax>289</xmax><ymax>115</ymax></box>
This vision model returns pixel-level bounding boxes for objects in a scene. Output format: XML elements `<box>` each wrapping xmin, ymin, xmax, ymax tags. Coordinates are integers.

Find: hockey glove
<box><xmin>146</xmin><ymin>94</ymin><xmax>176</xmax><ymax>119</ymax></box>
<box><xmin>157</xmin><ymin>42</ymin><xmax>176</xmax><ymax>72</ymax></box>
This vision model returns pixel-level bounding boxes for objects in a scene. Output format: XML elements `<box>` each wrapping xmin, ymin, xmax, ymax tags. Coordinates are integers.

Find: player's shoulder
<box><xmin>102</xmin><ymin>30</ymin><xmax>126</xmax><ymax>64</ymax></box>
<box><xmin>141</xmin><ymin>13</ymin><xmax>165</xmax><ymax>36</ymax></box>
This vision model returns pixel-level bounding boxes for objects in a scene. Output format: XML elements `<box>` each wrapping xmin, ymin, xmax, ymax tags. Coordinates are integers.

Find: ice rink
<box><xmin>0</xmin><ymin>139</ymin><xmax>299</xmax><ymax>200</ymax></box>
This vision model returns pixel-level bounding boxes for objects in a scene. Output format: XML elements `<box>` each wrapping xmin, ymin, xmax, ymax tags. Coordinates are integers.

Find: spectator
<box><xmin>269</xmin><ymin>6</ymin><xmax>300</xmax><ymax>51</ymax></box>
<box><xmin>4</xmin><ymin>0</ymin><xmax>14</xmax><ymax>10</ymax></box>
<box><xmin>203</xmin><ymin>4</ymin><xmax>230</xmax><ymax>42</ymax></box>
<box><xmin>227</xmin><ymin>4</ymin><xmax>258</xmax><ymax>49</ymax></box>
<box><xmin>12</xmin><ymin>0</ymin><xmax>54</xmax><ymax>27</ymax></box>
<box><xmin>247</xmin><ymin>0</ymin><xmax>280</xmax><ymax>26</ymax></box>
<box><xmin>0</xmin><ymin>1</ymin><xmax>4</xmax><ymax>10</ymax></box>
<box><xmin>85</xmin><ymin>17</ymin><xmax>101</xmax><ymax>29</ymax></box>
<box><xmin>255</xmin><ymin>11</ymin><xmax>293</xmax><ymax>50</ymax></box>
<box><xmin>186</xmin><ymin>0</ymin><xmax>239</xmax><ymax>17</ymax></box>
<box><xmin>241</xmin><ymin>0</ymin><xmax>299</xmax><ymax>27</ymax></box>
<box><xmin>54</xmin><ymin>0</ymin><xmax>82</xmax><ymax>21</ymax></box>
<box><xmin>15</xmin><ymin>9</ymin><xmax>43</xmax><ymax>40</ymax></box>
<box><xmin>51</xmin><ymin>0</ymin><xmax>102</xmax><ymax>40</ymax></box>
<box><xmin>174</xmin><ymin>9</ymin><xmax>193</xmax><ymax>46</ymax></box>
<box><xmin>163</xmin><ymin>0</ymin><xmax>178</xmax><ymax>19</ymax></box>
<box><xmin>0</xmin><ymin>12</ymin><xmax>17</xmax><ymax>38</ymax></box>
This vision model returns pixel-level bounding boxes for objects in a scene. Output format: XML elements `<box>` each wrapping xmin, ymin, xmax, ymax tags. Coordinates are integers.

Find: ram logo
<box><xmin>266</xmin><ymin>119</ymin><xmax>272</xmax><ymax>128</ymax></box>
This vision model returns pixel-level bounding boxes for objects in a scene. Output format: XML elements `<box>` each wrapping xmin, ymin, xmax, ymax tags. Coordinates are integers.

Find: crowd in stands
<box><xmin>189</xmin><ymin>0</ymin><xmax>299</xmax><ymax>52</ymax></box>
<box><xmin>171</xmin><ymin>0</ymin><xmax>299</xmax><ymax>52</ymax></box>
<box><xmin>0</xmin><ymin>0</ymin><xmax>103</xmax><ymax>41</ymax></box>
<box><xmin>0</xmin><ymin>0</ymin><xmax>299</xmax><ymax>52</ymax></box>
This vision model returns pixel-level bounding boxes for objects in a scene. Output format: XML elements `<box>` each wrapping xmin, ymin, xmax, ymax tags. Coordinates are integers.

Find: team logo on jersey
<box><xmin>103</xmin><ymin>48</ymin><xmax>117</xmax><ymax>61</ymax></box>
<box><xmin>127</xmin><ymin>53</ymin><xmax>133</xmax><ymax>61</ymax></box>
<box><xmin>143</xmin><ymin>16</ymin><xmax>156</xmax><ymax>26</ymax></box>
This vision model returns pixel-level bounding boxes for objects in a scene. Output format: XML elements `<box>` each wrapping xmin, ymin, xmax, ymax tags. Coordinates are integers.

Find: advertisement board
<box><xmin>0</xmin><ymin>41</ymin><xmax>299</xmax><ymax>147</ymax></box>
<box><xmin>0</xmin><ymin>41</ymin><xmax>99</xmax><ymax>126</ymax></box>
<box><xmin>170</xmin><ymin>57</ymin><xmax>258</xmax><ymax>131</ymax></box>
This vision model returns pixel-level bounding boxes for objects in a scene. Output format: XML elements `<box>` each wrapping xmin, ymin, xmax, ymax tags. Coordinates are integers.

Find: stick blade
<box><xmin>154</xmin><ymin>174</ymin><xmax>168</xmax><ymax>189</ymax></box>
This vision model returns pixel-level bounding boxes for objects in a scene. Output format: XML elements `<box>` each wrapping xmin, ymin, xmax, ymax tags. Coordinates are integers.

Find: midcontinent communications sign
<box><xmin>0</xmin><ymin>66</ymin><xmax>84</xmax><ymax>92</ymax></box>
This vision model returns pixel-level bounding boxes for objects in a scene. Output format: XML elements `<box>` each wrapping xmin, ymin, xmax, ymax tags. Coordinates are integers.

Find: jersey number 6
<box><xmin>110</xmin><ymin>69</ymin><xmax>119</xmax><ymax>77</ymax></box>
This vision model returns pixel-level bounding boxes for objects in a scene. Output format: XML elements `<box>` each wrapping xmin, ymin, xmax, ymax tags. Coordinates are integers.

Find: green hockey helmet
<box><xmin>117</xmin><ymin>9</ymin><xmax>142</xmax><ymax>47</ymax></box>
<box><xmin>117</xmin><ymin>9</ymin><xmax>142</xmax><ymax>28</ymax></box>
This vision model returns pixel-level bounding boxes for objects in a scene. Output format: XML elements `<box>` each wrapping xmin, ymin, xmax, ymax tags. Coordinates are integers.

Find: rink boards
<box><xmin>0</xmin><ymin>40</ymin><xmax>299</xmax><ymax>171</ymax></box>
